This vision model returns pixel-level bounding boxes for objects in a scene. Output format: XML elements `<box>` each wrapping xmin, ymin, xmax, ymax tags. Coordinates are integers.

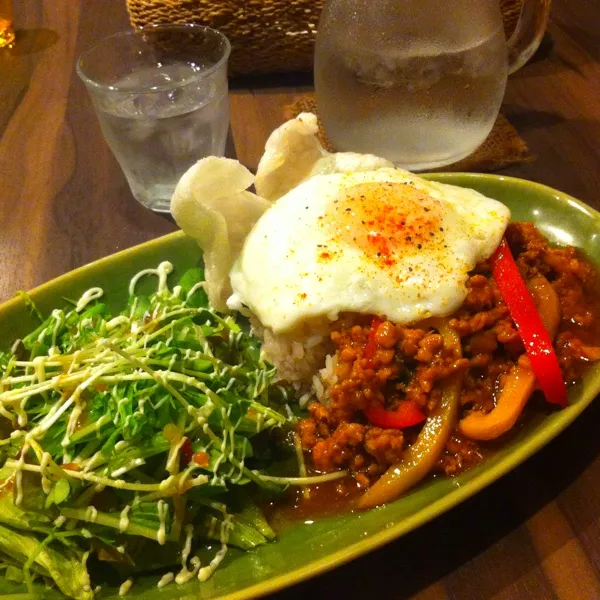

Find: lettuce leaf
<box><xmin>0</xmin><ymin>524</ymin><xmax>92</xmax><ymax>599</ymax></box>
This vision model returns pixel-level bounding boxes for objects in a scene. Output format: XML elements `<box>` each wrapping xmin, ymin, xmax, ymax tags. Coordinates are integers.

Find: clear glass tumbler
<box><xmin>0</xmin><ymin>0</ymin><xmax>15</xmax><ymax>47</ymax></box>
<box><xmin>77</xmin><ymin>24</ymin><xmax>231</xmax><ymax>213</ymax></box>
<box><xmin>315</xmin><ymin>0</ymin><xmax>550</xmax><ymax>171</ymax></box>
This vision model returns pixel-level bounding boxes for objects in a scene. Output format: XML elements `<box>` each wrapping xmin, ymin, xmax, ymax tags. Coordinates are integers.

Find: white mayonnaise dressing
<box><xmin>156</xmin><ymin>499</ymin><xmax>168</xmax><ymax>545</ymax></box>
<box><xmin>176</xmin><ymin>464</ymin><xmax>200</xmax><ymax>493</ymax></box>
<box><xmin>128</xmin><ymin>297</ymin><xmax>138</xmax><ymax>319</ymax></box>
<box><xmin>40</xmin><ymin>451</ymin><xmax>52</xmax><ymax>494</ymax></box>
<box><xmin>181</xmin><ymin>524</ymin><xmax>194</xmax><ymax>567</ymax></box>
<box><xmin>54</xmin><ymin>515</ymin><xmax>67</xmax><ymax>528</ymax></box>
<box><xmin>166</xmin><ymin>436</ymin><xmax>187</xmax><ymax>474</ymax></box>
<box><xmin>85</xmin><ymin>506</ymin><xmax>98</xmax><ymax>523</ymax></box>
<box><xmin>119</xmin><ymin>505</ymin><xmax>131</xmax><ymax>532</ymax></box>
<box><xmin>186</xmin><ymin>281</ymin><xmax>207</xmax><ymax>301</ymax></box>
<box><xmin>256</xmin><ymin>412</ymin><xmax>264</xmax><ymax>433</ymax></box>
<box><xmin>198</xmin><ymin>515</ymin><xmax>233</xmax><ymax>582</ymax></box>
<box><xmin>32</xmin><ymin>356</ymin><xmax>47</xmax><ymax>384</ymax></box>
<box><xmin>83</xmin><ymin>450</ymin><xmax>103</xmax><ymax>473</ymax></box>
<box><xmin>106</xmin><ymin>316</ymin><xmax>130</xmax><ymax>331</ymax></box>
<box><xmin>76</xmin><ymin>288</ymin><xmax>103</xmax><ymax>313</ymax></box>
<box><xmin>94</xmin><ymin>414</ymin><xmax>110</xmax><ymax>434</ymax></box>
<box><xmin>129</xmin><ymin>261</ymin><xmax>173</xmax><ymax>296</ymax></box>
<box><xmin>118</xmin><ymin>578</ymin><xmax>133</xmax><ymax>597</ymax></box>
<box><xmin>175</xmin><ymin>555</ymin><xmax>201</xmax><ymax>585</ymax></box>
<box><xmin>114</xmin><ymin>398</ymin><xmax>131</xmax><ymax>425</ymax></box>
<box><xmin>50</xmin><ymin>309</ymin><xmax>64</xmax><ymax>349</ymax></box>
<box><xmin>65</xmin><ymin>401</ymin><xmax>85</xmax><ymax>440</ymax></box>
<box><xmin>157</xmin><ymin>572</ymin><xmax>174</xmax><ymax>588</ymax></box>
<box><xmin>111</xmin><ymin>457</ymin><xmax>145</xmax><ymax>478</ymax></box>
<box><xmin>231</xmin><ymin>446</ymin><xmax>247</xmax><ymax>484</ymax></box>
<box><xmin>15</xmin><ymin>401</ymin><xmax>28</xmax><ymax>428</ymax></box>
<box><xmin>14</xmin><ymin>442</ymin><xmax>30</xmax><ymax>506</ymax></box>
<box><xmin>159</xmin><ymin>475</ymin><xmax>176</xmax><ymax>491</ymax></box>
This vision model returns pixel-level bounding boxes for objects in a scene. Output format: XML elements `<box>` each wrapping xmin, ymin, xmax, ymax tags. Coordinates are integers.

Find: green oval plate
<box><xmin>1</xmin><ymin>174</ymin><xmax>599</xmax><ymax>599</ymax></box>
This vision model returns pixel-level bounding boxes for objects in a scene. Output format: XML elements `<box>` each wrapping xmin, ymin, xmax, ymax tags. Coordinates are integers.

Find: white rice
<box><xmin>252</xmin><ymin>314</ymin><xmax>354</xmax><ymax>405</ymax></box>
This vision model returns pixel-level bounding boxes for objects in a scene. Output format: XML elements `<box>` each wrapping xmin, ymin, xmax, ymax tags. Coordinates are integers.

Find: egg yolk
<box><xmin>322</xmin><ymin>182</ymin><xmax>445</xmax><ymax>268</ymax></box>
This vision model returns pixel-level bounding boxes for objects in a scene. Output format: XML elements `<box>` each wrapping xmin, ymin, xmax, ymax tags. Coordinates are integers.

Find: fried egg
<box><xmin>171</xmin><ymin>113</ymin><xmax>511</xmax><ymax>333</ymax></box>
<box><xmin>228</xmin><ymin>167</ymin><xmax>510</xmax><ymax>333</ymax></box>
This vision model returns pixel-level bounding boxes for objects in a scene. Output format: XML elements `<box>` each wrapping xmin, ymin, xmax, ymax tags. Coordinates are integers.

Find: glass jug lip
<box><xmin>76</xmin><ymin>24</ymin><xmax>232</xmax><ymax>94</ymax></box>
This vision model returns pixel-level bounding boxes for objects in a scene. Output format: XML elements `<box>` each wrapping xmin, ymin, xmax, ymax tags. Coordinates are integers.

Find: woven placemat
<box><xmin>285</xmin><ymin>94</ymin><xmax>533</xmax><ymax>172</ymax></box>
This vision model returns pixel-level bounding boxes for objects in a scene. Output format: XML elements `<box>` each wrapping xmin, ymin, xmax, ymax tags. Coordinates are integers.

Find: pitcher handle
<box><xmin>506</xmin><ymin>0</ymin><xmax>551</xmax><ymax>73</ymax></box>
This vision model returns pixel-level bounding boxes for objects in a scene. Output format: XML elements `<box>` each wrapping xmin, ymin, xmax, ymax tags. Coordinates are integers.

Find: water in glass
<box><xmin>77</xmin><ymin>25</ymin><xmax>231</xmax><ymax>213</ymax></box>
<box><xmin>315</xmin><ymin>0</ymin><xmax>510</xmax><ymax>170</ymax></box>
<box><xmin>93</xmin><ymin>64</ymin><xmax>229</xmax><ymax>213</ymax></box>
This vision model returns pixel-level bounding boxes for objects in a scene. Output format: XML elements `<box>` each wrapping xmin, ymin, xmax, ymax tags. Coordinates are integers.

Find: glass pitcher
<box><xmin>314</xmin><ymin>0</ymin><xmax>550</xmax><ymax>170</ymax></box>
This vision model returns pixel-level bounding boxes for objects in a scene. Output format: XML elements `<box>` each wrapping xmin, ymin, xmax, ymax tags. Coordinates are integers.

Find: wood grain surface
<box><xmin>1</xmin><ymin>2</ymin><xmax>600</xmax><ymax>599</ymax></box>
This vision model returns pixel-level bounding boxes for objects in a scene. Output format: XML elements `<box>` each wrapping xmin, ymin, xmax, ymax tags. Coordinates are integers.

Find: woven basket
<box><xmin>127</xmin><ymin>0</ymin><xmax>525</xmax><ymax>76</ymax></box>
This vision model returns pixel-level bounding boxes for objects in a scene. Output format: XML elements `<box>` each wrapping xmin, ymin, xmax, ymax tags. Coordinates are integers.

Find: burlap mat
<box><xmin>285</xmin><ymin>94</ymin><xmax>533</xmax><ymax>172</ymax></box>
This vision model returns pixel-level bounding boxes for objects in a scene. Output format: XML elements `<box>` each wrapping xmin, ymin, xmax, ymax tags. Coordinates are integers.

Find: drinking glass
<box><xmin>0</xmin><ymin>0</ymin><xmax>15</xmax><ymax>48</ymax></box>
<box><xmin>77</xmin><ymin>24</ymin><xmax>231</xmax><ymax>213</ymax></box>
<box><xmin>314</xmin><ymin>0</ymin><xmax>550</xmax><ymax>171</ymax></box>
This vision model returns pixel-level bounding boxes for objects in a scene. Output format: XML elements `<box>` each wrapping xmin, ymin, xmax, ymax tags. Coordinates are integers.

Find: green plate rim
<box><xmin>0</xmin><ymin>230</ymin><xmax>187</xmax><ymax>318</ymax></box>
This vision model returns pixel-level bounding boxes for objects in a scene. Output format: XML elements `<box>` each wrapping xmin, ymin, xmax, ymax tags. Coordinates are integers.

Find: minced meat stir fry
<box><xmin>298</xmin><ymin>223</ymin><xmax>600</xmax><ymax>493</ymax></box>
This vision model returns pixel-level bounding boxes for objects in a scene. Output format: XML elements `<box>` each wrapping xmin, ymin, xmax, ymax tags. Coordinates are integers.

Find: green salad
<box><xmin>0</xmin><ymin>262</ymin><xmax>334</xmax><ymax>599</ymax></box>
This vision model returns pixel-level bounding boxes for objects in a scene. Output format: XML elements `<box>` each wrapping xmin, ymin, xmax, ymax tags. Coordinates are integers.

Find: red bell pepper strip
<box><xmin>363</xmin><ymin>317</ymin><xmax>383</xmax><ymax>360</ymax></box>
<box><xmin>489</xmin><ymin>237</ymin><xmax>568</xmax><ymax>407</ymax></box>
<box><xmin>180</xmin><ymin>438</ymin><xmax>193</xmax><ymax>464</ymax></box>
<box><xmin>365</xmin><ymin>400</ymin><xmax>426</xmax><ymax>429</ymax></box>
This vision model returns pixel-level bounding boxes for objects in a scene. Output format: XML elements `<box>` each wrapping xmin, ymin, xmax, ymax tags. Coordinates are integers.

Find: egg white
<box><xmin>228</xmin><ymin>168</ymin><xmax>510</xmax><ymax>334</ymax></box>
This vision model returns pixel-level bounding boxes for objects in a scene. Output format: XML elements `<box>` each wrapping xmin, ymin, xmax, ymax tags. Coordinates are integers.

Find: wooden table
<box><xmin>2</xmin><ymin>2</ymin><xmax>600</xmax><ymax>599</ymax></box>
